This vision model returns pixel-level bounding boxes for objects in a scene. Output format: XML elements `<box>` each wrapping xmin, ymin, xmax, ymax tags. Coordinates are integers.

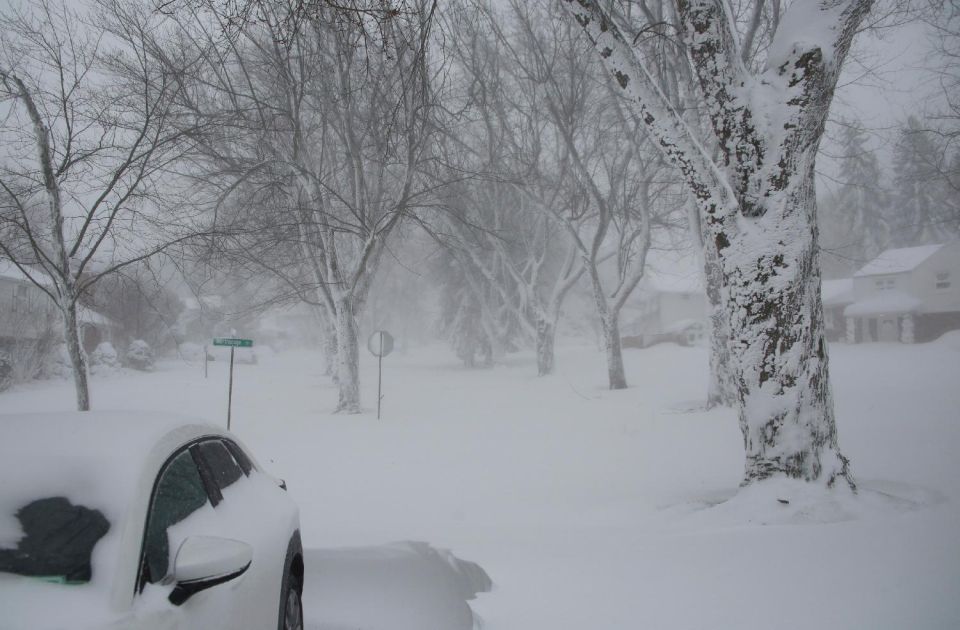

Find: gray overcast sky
<box><xmin>1</xmin><ymin>0</ymin><xmax>942</xmax><ymax>183</ymax></box>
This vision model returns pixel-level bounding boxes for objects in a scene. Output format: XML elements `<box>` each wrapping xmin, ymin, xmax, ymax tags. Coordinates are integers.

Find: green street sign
<box><xmin>213</xmin><ymin>337</ymin><xmax>253</xmax><ymax>348</ymax></box>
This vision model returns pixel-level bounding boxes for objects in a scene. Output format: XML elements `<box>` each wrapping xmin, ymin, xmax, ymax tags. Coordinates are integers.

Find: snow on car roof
<box><xmin>0</xmin><ymin>412</ymin><xmax>222</xmax><ymax>548</ymax></box>
<box><xmin>854</xmin><ymin>244</ymin><xmax>943</xmax><ymax>277</ymax></box>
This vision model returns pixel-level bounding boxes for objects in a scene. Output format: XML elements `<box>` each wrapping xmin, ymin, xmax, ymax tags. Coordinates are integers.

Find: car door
<box><xmin>186</xmin><ymin>438</ymin><xmax>288</xmax><ymax>630</ymax></box>
<box><xmin>131</xmin><ymin>445</ymin><xmax>218</xmax><ymax>629</ymax></box>
<box><xmin>132</xmin><ymin>439</ymin><xmax>281</xmax><ymax>630</ymax></box>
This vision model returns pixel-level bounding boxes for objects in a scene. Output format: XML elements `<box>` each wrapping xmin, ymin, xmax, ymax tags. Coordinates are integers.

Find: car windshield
<box><xmin>0</xmin><ymin>496</ymin><xmax>110</xmax><ymax>584</ymax></box>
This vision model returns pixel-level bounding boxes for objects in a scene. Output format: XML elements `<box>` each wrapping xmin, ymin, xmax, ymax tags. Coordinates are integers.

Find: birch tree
<box><xmin>0</xmin><ymin>0</ymin><xmax>194</xmax><ymax>410</ymax></box>
<box><xmin>561</xmin><ymin>0</ymin><xmax>871</xmax><ymax>487</ymax></box>
<box><xmin>439</xmin><ymin>2</ymin><xmax>587</xmax><ymax>374</ymax></box>
<box><xmin>154</xmin><ymin>0</ymin><xmax>439</xmax><ymax>413</ymax></box>
<box><xmin>502</xmin><ymin>2</ymin><xmax>681</xmax><ymax>390</ymax></box>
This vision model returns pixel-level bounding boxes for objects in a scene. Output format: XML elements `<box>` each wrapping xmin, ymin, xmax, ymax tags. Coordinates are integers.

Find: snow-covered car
<box><xmin>0</xmin><ymin>412</ymin><xmax>303</xmax><ymax>630</ymax></box>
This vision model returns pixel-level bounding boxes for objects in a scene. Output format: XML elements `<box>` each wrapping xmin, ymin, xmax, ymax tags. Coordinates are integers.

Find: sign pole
<box><xmin>212</xmin><ymin>337</ymin><xmax>253</xmax><ymax>430</ymax></box>
<box><xmin>366</xmin><ymin>330</ymin><xmax>393</xmax><ymax>421</ymax></box>
<box><xmin>227</xmin><ymin>346</ymin><xmax>235</xmax><ymax>430</ymax></box>
<box><xmin>377</xmin><ymin>333</ymin><xmax>383</xmax><ymax>420</ymax></box>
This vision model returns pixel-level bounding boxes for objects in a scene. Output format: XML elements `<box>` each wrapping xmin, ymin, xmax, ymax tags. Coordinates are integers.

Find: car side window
<box><xmin>141</xmin><ymin>450</ymin><xmax>210</xmax><ymax>586</ymax></box>
<box><xmin>197</xmin><ymin>440</ymin><xmax>244</xmax><ymax>491</ymax></box>
<box><xmin>224</xmin><ymin>440</ymin><xmax>254</xmax><ymax>476</ymax></box>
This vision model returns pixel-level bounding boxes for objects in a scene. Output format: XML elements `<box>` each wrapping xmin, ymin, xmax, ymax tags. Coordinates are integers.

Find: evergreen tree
<box><xmin>834</xmin><ymin>120</ymin><xmax>889</xmax><ymax>258</ymax></box>
<box><xmin>890</xmin><ymin>118</ymin><xmax>956</xmax><ymax>245</ymax></box>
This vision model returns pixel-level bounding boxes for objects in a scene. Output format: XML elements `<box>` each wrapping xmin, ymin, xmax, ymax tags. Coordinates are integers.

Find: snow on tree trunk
<box><xmin>322</xmin><ymin>322</ymin><xmax>339</xmax><ymax>380</ymax></box>
<box><xmin>334</xmin><ymin>298</ymin><xmax>361</xmax><ymax>414</ymax></box>
<box><xmin>588</xmin><ymin>269</ymin><xmax>628</xmax><ymax>390</ymax></box>
<box><xmin>11</xmin><ymin>70</ymin><xmax>93</xmax><ymax>412</ymax></box>
<box><xmin>62</xmin><ymin>299</ymin><xmax>90</xmax><ymax>412</ymax></box>
<box><xmin>535</xmin><ymin>313</ymin><xmax>557</xmax><ymax>377</ymax></box>
<box><xmin>597</xmin><ymin>310</ymin><xmax>627</xmax><ymax>390</ymax></box>
<box><xmin>561</xmin><ymin>0</ymin><xmax>871</xmax><ymax>487</ymax></box>
<box><xmin>316</xmin><ymin>309</ymin><xmax>338</xmax><ymax>381</ymax></box>
<box><xmin>603</xmin><ymin>313</ymin><xmax>627</xmax><ymax>390</ymax></box>
<box><xmin>703</xmin><ymin>249</ymin><xmax>736</xmax><ymax>408</ymax></box>
<box><xmin>723</xmin><ymin>162</ymin><xmax>850</xmax><ymax>484</ymax></box>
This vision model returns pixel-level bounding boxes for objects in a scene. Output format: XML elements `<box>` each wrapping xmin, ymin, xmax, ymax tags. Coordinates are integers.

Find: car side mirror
<box><xmin>168</xmin><ymin>536</ymin><xmax>252</xmax><ymax>605</ymax></box>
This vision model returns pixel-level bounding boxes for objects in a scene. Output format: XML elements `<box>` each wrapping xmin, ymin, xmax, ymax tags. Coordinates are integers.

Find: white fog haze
<box><xmin>1</xmin><ymin>0</ymin><xmax>958</xmax><ymax>629</ymax></box>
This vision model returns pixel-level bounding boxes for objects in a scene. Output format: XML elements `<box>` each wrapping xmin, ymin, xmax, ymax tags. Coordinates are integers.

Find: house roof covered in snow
<box><xmin>844</xmin><ymin>291</ymin><xmax>922</xmax><ymax>317</ymax></box>
<box><xmin>854</xmin><ymin>244</ymin><xmax>943</xmax><ymax>277</ymax></box>
<box><xmin>822</xmin><ymin>278</ymin><xmax>855</xmax><ymax>306</ymax></box>
<box><xmin>0</xmin><ymin>260</ymin><xmax>38</xmax><ymax>284</ymax></box>
<box><xmin>78</xmin><ymin>305</ymin><xmax>117</xmax><ymax>328</ymax></box>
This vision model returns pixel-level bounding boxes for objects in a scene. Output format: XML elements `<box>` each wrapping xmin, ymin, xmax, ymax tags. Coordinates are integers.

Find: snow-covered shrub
<box><xmin>41</xmin><ymin>343</ymin><xmax>73</xmax><ymax>380</ymax></box>
<box><xmin>126</xmin><ymin>339</ymin><xmax>155</xmax><ymax>371</ymax></box>
<box><xmin>90</xmin><ymin>342</ymin><xmax>120</xmax><ymax>375</ymax></box>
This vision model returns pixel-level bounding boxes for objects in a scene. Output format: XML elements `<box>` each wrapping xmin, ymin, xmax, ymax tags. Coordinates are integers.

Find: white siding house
<box><xmin>0</xmin><ymin>263</ymin><xmax>56</xmax><ymax>344</ymax></box>
<box><xmin>822</xmin><ymin>278</ymin><xmax>855</xmax><ymax>341</ymax></box>
<box><xmin>843</xmin><ymin>242</ymin><xmax>960</xmax><ymax>343</ymax></box>
<box><xmin>622</xmin><ymin>261</ymin><xmax>707</xmax><ymax>348</ymax></box>
<box><xmin>0</xmin><ymin>261</ymin><xmax>117</xmax><ymax>354</ymax></box>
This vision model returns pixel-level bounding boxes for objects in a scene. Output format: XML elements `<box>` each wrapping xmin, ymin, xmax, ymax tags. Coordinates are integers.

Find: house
<box><xmin>0</xmin><ymin>261</ymin><xmax>117</xmax><ymax>354</ymax></box>
<box><xmin>822</xmin><ymin>278</ymin><xmax>854</xmax><ymax>342</ymax></box>
<box><xmin>842</xmin><ymin>242</ymin><xmax>960</xmax><ymax>343</ymax></box>
<box><xmin>622</xmin><ymin>259</ymin><xmax>707</xmax><ymax>348</ymax></box>
<box><xmin>0</xmin><ymin>262</ymin><xmax>57</xmax><ymax>346</ymax></box>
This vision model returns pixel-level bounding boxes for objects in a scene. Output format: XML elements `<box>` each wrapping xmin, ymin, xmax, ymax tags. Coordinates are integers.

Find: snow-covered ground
<box><xmin>1</xmin><ymin>338</ymin><xmax>959</xmax><ymax>629</ymax></box>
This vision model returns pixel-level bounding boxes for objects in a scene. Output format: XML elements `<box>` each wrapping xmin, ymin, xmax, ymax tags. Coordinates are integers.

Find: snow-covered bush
<box><xmin>126</xmin><ymin>339</ymin><xmax>155</xmax><ymax>371</ymax></box>
<box><xmin>41</xmin><ymin>343</ymin><xmax>73</xmax><ymax>380</ymax></box>
<box><xmin>90</xmin><ymin>342</ymin><xmax>120</xmax><ymax>375</ymax></box>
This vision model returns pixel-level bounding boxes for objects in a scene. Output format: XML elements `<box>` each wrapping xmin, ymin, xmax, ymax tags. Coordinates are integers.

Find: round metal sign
<box><xmin>368</xmin><ymin>330</ymin><xmax>395</xmax><ymax>357</ymax></box>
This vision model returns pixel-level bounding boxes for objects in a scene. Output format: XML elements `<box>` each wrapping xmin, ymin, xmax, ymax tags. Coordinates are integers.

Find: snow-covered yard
<box><xmin>2</xmin><ymin>338</ymin><xmax>959</xmax><ymax>629</ymax></box>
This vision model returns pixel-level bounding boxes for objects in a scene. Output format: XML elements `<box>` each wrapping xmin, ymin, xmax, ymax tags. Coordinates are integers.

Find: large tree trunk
<box><xmin>309</xmin><ymin>305</ymin><xmax>338</xmax><ymax>379</ymax></box>
<box><xmin>721</xmin><ymin>163</ymin><xmax>851</xmax><ymax>485</ymax></box>
<box><xmin>560</xmin><ymin>0</ymin><xmax>869</xmax><ymax>488</ymax></box>
<box><xmin>703</xmin><ymin>247</ymin><xmax>736</xmax><ymax>408</ymax></box>
<box><xmin>62</xmin><ymin>299</ymin><xmax>90</xmax><ymax>412</ymax></box>
<box><xmin>589</xmin><ymin>272</ymin><xmax>627</xmax><ymax>390</ymax></box>
<box><xmin>535</xmin><ymin>312</ymin><xmax>557</xmax><ymax>377</ymax></box>
<box><xmin>321</xmin><ymin>311</ymin><xmax>339</xmax><ymax>381</ymax></box>
<box><xmin>322</xmin><ymin>323</ymin><xmax>338</xmax><ymax>381</ymax></box>
<box><xmin>334</xmin><ymin>298</ymin><xmax>361</xmax><ymax>414</ymax></box>
<box><xmin>600</xmin><ymin>312</ymin><xmax>627</xmax><ymax>390</ymax></box>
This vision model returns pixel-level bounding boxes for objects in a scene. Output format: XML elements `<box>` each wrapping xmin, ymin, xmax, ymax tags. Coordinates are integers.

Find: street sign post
<box><xmin>367</xmin><ymin>331</ymin><xmax>394</xmax><ymax>420</ymax></box>
<box><xmin>213</xmin><ymin>337</ymin><xmax>253</xmax><ymax>348</ymax></box>
<box><xmin>212</xmin><ymin>338</ymin><xmax>253</xmax><ymax>429</ymax></box>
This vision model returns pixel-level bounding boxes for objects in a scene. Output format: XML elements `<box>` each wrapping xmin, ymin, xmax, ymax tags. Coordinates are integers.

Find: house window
<box><xmin>11</xmin><ymin>284</ymin><xmax>29</xmax><ymax>312</ymax></box>
<box><xmin>935</xmin><ymin>271</ymin><xmax>951</xmax><ymax>290</ymax></box>
<box><xmin>875</xmin><ymin>278</ymin><xmax>895</xmax><ymax>291</ymax></box>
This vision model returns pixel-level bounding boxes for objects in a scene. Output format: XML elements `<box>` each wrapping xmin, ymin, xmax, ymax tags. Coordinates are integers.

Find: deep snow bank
<box><xmin>302</xmin><ymin>541</ymin><xmax>491</xmax><ymax>630</ymax></box>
